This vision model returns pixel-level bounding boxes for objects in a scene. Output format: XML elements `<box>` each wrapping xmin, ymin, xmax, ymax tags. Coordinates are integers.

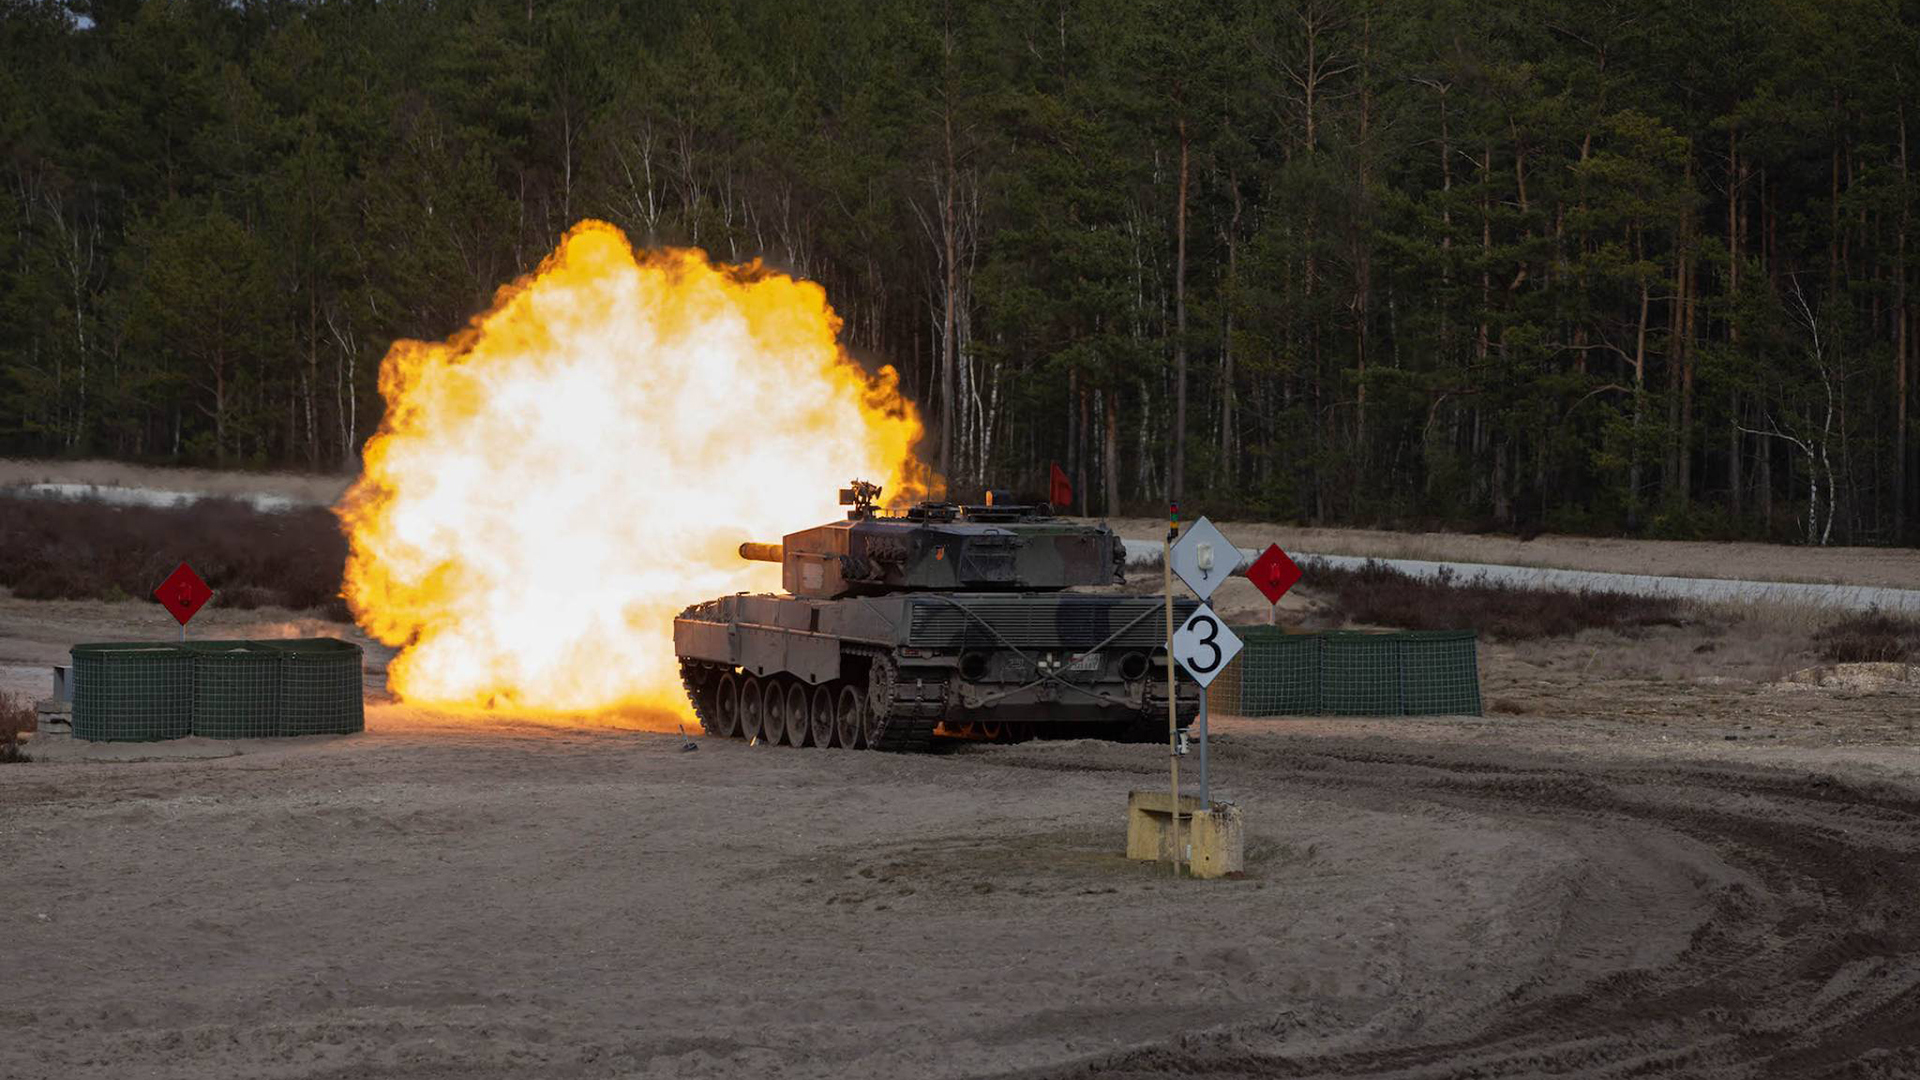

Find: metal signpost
<box><xmin>1171</xmin><ymin>603</ymin><xmax>1242</xmax><ymax>808</ymax></box>
<box><xmin>153</xmin><ymin>562</ymin><xmax>212</xmax><ymax>640</ymax></box>
<box><xmin>1167</xmin><ymin>515</ymin><xmax>1244</xmax><ymax>814</ymax></box>
<box><xmin>1154</xmin><ymin>528</ymin><xmax>1291</xmax><ymax>876</ymax></box>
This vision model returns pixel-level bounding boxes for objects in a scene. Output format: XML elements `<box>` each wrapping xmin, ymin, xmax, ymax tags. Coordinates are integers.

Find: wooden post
<box><xmin>1165</xmin><ymin>505</ymin><xmax>1180</xmax><ymax>876</ymax></box>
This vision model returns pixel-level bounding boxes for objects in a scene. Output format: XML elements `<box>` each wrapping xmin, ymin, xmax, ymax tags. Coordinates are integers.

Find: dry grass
<box><xmin>1679</xmin><ymin>597</ymin><xmax>1845</xmax><ymax>682</ymax></box>
<box><xmin>1300</xmin><ymin>558</ymin><xmax>1691</xmax><ymax>642</ymax></box>
<box><xmin>0</xmin><ymin>496</ymin><xmax>350</xmax><ymax>617</ymax></box>
<box><xmin>0</xmin><ymin>692</ymin><xmax>33</xmax><ymax>763</ymax></box>
<box><xmin>1814</xmin><ymin>610</ymin><xmax>1920</xmax><ymax>664</ymax></box>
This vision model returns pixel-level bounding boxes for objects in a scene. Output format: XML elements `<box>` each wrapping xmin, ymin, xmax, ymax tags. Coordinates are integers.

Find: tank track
<box><xmin>680</xmin><ymin>649</ymin><xmax>1184</xmax><ymax>750</ymax></box>
<box><xmin>678</xmin><ymin>660</ymin><xmax>722</xmax><ymax>736</ymax></box>
<box><xmin>677</xmin><ymin>652</ymin><xmax>943</xmax><ymax>751</ymax></box>
<box><xmin>848</xmin><ymin>645</ymin><xmax>944</xmax><ymax>752</ymax></box>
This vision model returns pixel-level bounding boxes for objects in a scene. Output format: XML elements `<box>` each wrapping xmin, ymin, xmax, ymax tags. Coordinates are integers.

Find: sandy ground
<box><xmin>6</xmin><ymin>588</ymin><xmax>1920</xmax><ymax>1077</ymax></box>
<box><xmin>7</xmin><ymin>706</ymin><xmax>1920</xmax><ymax>1079</ymax></box>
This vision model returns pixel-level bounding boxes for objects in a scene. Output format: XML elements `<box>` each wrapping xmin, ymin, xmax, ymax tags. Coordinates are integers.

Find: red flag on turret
<box><xmin>1049</xmin><ymin>461</ymin><xmax>1073</xmax><ymax>510</ymax></box>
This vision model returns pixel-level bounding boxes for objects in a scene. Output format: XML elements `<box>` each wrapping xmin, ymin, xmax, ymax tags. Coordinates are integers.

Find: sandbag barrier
<box><xmin>1207</xmin><ymin>628</ymin><xmax>1483</xmax><ymax>718</ymax></box>
<box><xmin>70</xmin><ymin>639</ymin><xmax>364</xmax><ymax>741</ymax></box>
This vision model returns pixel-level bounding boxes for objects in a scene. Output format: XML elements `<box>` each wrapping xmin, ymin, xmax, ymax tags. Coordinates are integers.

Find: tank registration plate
<box><xmin>1068</xmin><ymin>652</ymin><xmax>1102</xmax><ymax>672</ymax></box>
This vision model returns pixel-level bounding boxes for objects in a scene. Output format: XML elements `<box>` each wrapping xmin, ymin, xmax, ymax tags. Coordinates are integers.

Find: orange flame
<box><xmin>337</xmin><ymin>220</ymin><xmax>924</xmax><ymax>721</ymax></box>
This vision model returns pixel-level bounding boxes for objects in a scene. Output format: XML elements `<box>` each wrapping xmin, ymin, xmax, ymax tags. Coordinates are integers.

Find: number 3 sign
<box><xmin>1171</xmin><ymin>604</ymin><xmax>1244</xmax><ymax>687</ymax></box>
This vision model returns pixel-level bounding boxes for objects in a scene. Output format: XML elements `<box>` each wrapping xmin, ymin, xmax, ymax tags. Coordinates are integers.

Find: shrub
<box><xmin>1813</xmin><ymin>610</ymin><xmax>1920</xmax><ymax>664</ymax></box>
<box><xmin>0</xmin><ymin>496</ymin><xmax>349</xmax><ymax>615</ymax></box>
<box><xmin>0</xmin><ymin>693</ymin><xmax>33</xmax><ymax>764</ymax></box>
<box><xmin>1302</xmin><ymin>559</ymin><xmax>1690</xmax><ymax>642</ymax></box>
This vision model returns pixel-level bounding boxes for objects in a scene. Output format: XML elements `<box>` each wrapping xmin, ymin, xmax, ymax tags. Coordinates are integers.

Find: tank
<box><xmin>674</xmin><ymin>481</ymin><xmax>1200</xmax><ymax>750</ymax></box>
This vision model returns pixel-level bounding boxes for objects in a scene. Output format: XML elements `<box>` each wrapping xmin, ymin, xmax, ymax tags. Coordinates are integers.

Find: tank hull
<box><xmin>674</xmin><ymin>592</ymin><xmax>1201</xmax><ymax>750</ymax></box>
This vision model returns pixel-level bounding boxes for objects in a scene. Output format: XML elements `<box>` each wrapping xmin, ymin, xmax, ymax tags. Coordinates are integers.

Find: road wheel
<box><xmin>836</xmin><ymin>684</ymin><xmax>868</xmax><ymax>750</ymax></box>
<box><xmin>714</xmin><ymin>673</ymin><xmax>741</xmax><ymax>738</ymax></box>
<box><xmin>739</xmin><ymin>675</ymin><xmax>764</xmax><ymax>742</ymax></box>
<box><xmin>785</xmin><ymin>681</ymin><xmax>811</xmax><ymax>747</ymax></box>
<box><xmin>762</xmin><ymin>678</ymin><xmax>789</xmax><ymax>746</ymax></box>
<box><xmin>811</xmin><ymin>684</ymin><xmax>837</xmax><ymax>747</ymax></box>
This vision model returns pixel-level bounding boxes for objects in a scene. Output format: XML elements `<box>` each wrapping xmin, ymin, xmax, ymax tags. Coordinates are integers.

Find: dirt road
<box><xmin>7</xmin><ymin>711</ymin><xmax>1919</xmax><ymax>1079</ymax></box>
<box><xmin>1020</xmin><ymin>735</ymin><xmax>1920</xmax><ymax>1078</ymax></box>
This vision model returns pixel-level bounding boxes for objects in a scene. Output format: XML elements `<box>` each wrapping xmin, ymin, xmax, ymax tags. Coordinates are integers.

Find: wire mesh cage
<box><xmin>187</xmin><ymin>641</ymin><xmax>284</xmax><ymax>738</ymax></box>
<box><xmin>1321</xmin><ymin>632</ymin><xmax>1406</xmax><ymax>716</ymax></box>
<box><xmin>1399</xmin><ymin>632</ymin><xmax>1485</xmax><ymax>715</ymax></box>
<box><xmin>70</xmin><ymin>643</ymin><xmax>194</xmax><ymax>741</ymax></box>
<box><xmin>1219</xmin><ymin>627</ymin><xmax>1321</xmax><ymax>715</ymax></box>
<box><xmin>1209</xmin><ymin>628</ymin><xmax>1482</xmax><ymax>718</ymax></box>
<box><xmin>68</xmin><ymin>637</ymin><xmax>366</xmax><ymax>741</ymax></box>
<box><xmin>269</xmin><ymin>639</ymin><xmax>365</xmax><ymax>735</ymax></box>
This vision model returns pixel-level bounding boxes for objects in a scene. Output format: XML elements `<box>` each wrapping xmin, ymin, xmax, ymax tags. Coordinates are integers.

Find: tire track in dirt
<box><xmin>992</xmin><ymin>740</ymin><xmax>1920</xmax><ymax>1079</ymax></box>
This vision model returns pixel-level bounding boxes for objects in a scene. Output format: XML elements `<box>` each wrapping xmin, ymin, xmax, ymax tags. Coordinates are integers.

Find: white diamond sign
<box><xmin>1168</xmin><ymin>515</ymin><xmax>1240</xmax><ymax>601</ymax></box>
<box><xmin>1171</xmin><ymin>603</ymin><xmax>1242</xmax><ymax>687</ymax></box>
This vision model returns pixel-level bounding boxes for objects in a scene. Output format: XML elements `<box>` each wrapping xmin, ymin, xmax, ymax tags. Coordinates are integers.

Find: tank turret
<box><xmin>738</xmin><ymin>480</ymin><xmax>1125</xmax><ymax>600</ymax></box>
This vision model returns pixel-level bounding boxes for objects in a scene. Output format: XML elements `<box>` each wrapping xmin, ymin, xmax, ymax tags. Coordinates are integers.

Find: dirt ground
<box><xmin>7</xmin><ymin>705</ymin><xmax>1920</xmax><ymax>1079</ymax></box>
<box><xmin>7</xmin><ymin>587</ymin><xmax>1920</xmax><ymax>1077</ymax></box>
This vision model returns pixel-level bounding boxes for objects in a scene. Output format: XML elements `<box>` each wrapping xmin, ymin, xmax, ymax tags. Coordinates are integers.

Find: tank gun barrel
<box><xmin>738</xmin><ymin>542</ymin><xmax>784</xmax><ymax>563</ymax></box>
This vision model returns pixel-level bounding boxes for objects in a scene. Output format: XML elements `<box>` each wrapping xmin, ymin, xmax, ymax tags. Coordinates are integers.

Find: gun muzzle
<box><xmin>738</xmin><ymin>542</ymin><xmax>784</xmax><ymax>563</ymax></box>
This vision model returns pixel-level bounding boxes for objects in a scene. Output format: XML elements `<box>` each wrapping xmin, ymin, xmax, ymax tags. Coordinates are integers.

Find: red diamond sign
<box><xmin>1247</xmin><ymin>544</ymin><xmax>1301</xmax><ymax>606</ymax></box>
<box><xmin>153</xmin><ymin>562</ymin><xmax>213</xmax><ymax>626</ymax></box>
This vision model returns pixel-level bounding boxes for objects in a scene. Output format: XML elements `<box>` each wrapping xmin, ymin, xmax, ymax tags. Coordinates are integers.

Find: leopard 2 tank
<box><xmin>674</xmin><ymin>481</ymin><xmax>1199</xmax><ymax>750</ymax></box>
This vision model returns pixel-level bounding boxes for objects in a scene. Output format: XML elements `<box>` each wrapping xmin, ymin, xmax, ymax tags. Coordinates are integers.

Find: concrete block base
<box><xmin>1128</xmin><ymin>792</ymin><xmax>1247</xmax><ymax>878</ymax></box>
<box><xmin>1188</xmin><ymin>804</ymin><xmax>1246</xmax><ymax>879</ymax></box>
<box><xmin>1127</xmin><ymin>789</ymin><xmax>1203</xmax><ymax>862</ymax></box>
<box><xmin>33</xmin><ymin>698</ymin><xmax>73</xmax><ymax>738</ymax></box>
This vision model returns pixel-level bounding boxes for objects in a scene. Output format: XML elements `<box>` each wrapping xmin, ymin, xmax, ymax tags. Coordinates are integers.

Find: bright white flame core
<box><xmin>338</xmin><ymin>221</ymin><xmax>923</xmax><ymax>718</ymax></box>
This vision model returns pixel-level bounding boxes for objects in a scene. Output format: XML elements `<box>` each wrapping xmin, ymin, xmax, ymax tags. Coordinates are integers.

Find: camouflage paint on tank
<box><xmin>749</xmin><ymin>499</ymin><xmax>1126</xmax><ymax>599</ymax></box>
<box><xmin>676</xmin><ymin>483</ymin><xmax>1199</xmax><ymax>748</ymax></box>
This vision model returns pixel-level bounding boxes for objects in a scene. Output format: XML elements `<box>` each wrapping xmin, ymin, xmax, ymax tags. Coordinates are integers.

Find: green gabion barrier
<box><xmin>69</xmin><ymin>638</ymin><xmax>364</xmax><ymax>741</ymax></box>
<box><xmin>70</xmin><ymin>643</ymin><xmax>194</xmax><ymax>741</ymax></box>
<box><xmin>188</xmin><ymin>642</ymin><xmax>284</xmax><ymax>739</ymax></box>
<box><xmin>1233</xmin><ymin>628</ymin><xmax>1322</xmax><ymax>715</ymax></box>
<box><xmin>1400</xmin><ymin>632</ymin><xmax>1485</xmax><ymax>716</ymax></box>
<box><xmin>269</xmin><ymin>639</ymin><xmax>365</xmax><ymax>735</ymax></box>
<box><xmin>1320</xmin><ymin>632</ymin><xmax>1406</xmax><ymax>716</ymax></box>
<box><xmin>1211</xmin><ymin>628</ymin><xmax>1481</xmax><ymax>718</ymax></box>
